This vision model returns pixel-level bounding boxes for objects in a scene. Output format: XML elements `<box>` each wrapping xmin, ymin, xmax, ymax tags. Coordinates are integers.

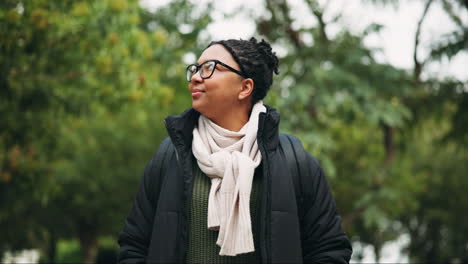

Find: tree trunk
<box><xmin>78</xmin><ymin>223</ymin><xmax>98</xmax><ymax>264</ymax></box>
<box><xmin>424</xmin><ymin>220</ymin><xmax>442</xmax><ymax>263</ymax></box>
<box><xmin>374</xmin><ymin>242</ymin><xmax>382</xmax><ymax>264</ymax></box>
<box><xmin>47</xmin><ymin>229</ymin><xmax>57</xmax><ymax>263</ymax></box>
<box><xmin>382</xmin><ymin>124</ymin><xmax>395</xmax><ymax>167</ymax></box>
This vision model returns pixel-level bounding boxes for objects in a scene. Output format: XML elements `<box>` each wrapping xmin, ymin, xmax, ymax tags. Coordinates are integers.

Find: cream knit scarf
<box><xmin>192</xmin><ymin>101</ymin><xmax>266</xmax><ymax>256</ymax></box>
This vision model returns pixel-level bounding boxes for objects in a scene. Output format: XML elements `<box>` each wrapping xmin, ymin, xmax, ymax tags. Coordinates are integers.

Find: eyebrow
<box><xmin>196</xmin><ymin>59</ymin><xmax>210</xmax><ymax>65</ymax></box>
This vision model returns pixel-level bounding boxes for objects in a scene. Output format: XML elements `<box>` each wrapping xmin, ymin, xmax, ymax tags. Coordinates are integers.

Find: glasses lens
<box><xmin>200</xmin><ymin>61</ymin><xmax>216</xmax><ymax>78</ymax></box>
<box><xmin>186</xmin><ymin>65</ymin><xmax>197</xmax><ymax>82</ymax></box>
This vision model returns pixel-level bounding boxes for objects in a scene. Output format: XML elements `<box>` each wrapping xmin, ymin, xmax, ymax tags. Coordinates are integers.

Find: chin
<box><xmin>193</xmin><ymin>104</ymin><xmax>216</xmax><ymax>120</ymax></box>
<box><xmin>192</xmin><ymin>102</ymin><xmax>206</xmax><ymax>114</ymax></box>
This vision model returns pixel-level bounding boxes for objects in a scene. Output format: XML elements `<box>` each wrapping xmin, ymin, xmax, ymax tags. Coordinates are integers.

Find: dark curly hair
<box><xmin>207</xmin><ymin>37</ymin><xmax>279</xmax><ymax>105</ymax></box>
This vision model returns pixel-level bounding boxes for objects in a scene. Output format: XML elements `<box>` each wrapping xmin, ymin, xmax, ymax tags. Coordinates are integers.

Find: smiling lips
<box><xmin>191</xmin><ymin>88</ymin><xmax>205</xmax><ymax>98</ymax></box>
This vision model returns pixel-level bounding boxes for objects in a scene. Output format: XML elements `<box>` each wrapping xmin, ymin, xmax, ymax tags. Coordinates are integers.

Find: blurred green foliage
<box><xmin>0</xmin><ymin>0</ymin><xmax>210</xmax><ymax>262</ymax></box>
<box><xmin>38</xmin><ymin>237</ymin><xmax>117</xmax><ymax>263</ymax></box>
<box><xmin>1</xmin><ymin>0</ymin><xmax>467</xmax><ymax>263</ymax></box>
<box><xmin>258</xmin><ymin>0</ymin><xmax>468</xmax><ymax>262</ymax></box>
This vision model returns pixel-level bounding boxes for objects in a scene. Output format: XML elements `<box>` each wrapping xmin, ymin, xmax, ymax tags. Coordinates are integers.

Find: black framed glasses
<box><xmin>186</xmin><ymin>59</ymin><xmax>248</xmax><ymax>82</ymax></box>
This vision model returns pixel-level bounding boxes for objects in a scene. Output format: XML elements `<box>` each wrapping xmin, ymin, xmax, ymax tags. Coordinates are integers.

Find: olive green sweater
<box><xmin>186</xmin><ymin>162</ymin><xmax>262</xmax><ymax>263</ymax></box>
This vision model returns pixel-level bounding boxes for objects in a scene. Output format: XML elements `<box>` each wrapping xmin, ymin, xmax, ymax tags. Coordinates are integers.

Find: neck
<box><xmin>210</xmin><ymin>110</ymin><xmax>249</xmax><ymax>132</ymax></box>
<box><xmin>209</xmin><ymin>102</ymin><xmax>252</xmax><ymax>132</ymax></box>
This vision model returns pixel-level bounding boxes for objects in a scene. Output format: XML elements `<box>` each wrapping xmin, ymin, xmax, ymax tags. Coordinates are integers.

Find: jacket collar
<box><xmin>164</xmin><ymin>104</ymin><xmax>280</xmax><ymax>152</ymax></box>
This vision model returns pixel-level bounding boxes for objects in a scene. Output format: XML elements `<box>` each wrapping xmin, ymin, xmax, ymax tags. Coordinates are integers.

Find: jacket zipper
<box><xmin>258</xmin><ymin>115</ymin><xmax>271</xmax><ymax>264</ymax></box>
<box><xmin>164</xmin><ymin>120</ymin><xmax>194</xmax><ymax>262</ymax></box>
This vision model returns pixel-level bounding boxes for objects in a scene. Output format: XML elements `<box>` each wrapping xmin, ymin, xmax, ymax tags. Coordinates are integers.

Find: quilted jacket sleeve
<box><xmin>117</xmin><ymin>159</ymin><xmax>157</xmax><ymax>264</ymax></box>
<box><xmin>301</xmin><ymin>152</ymin><xmax>353</xmax><ymax>263</ymax></box>
<box><xmin>117</xmin><ymin>138</ymin><xmax>171</xmax><ymax>263</ymax></box>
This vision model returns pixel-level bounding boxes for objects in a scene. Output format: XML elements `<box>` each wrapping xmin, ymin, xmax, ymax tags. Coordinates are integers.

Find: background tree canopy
<box><xmin>1</xmin><ymin>0</ymin><xmax>467</xmax><ymax>263</ymax></box>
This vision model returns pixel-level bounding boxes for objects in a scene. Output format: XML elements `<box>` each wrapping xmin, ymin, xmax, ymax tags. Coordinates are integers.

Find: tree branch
<box><xmin>413</xmin><ymin>0</ymin><xmax>434</xmax><ymax>82</ymax></box>
<box><xmin>278</xmin><ymin>0</ymin><xmax>303</xmax><ymax>48</ymax></box>
<box><xmin>441</xmin><ymin>0</ymin><xmax>464</xmax><ymax>27</ymax></box>
<box><xmin>261</xmin><ymin>0</ymin><xmax>302</xmax><ymax>48</ymax></box>
<box><xmin>304</xmin><ymin>0</ymin><xmax>330</xmax><ymax>44</ymax></box>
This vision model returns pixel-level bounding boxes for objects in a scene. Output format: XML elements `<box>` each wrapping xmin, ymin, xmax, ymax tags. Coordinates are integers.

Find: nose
<box><xmin>190</xmin><ymin>69</ymin><xmax>203</xmax><ymax>83</ymax></box>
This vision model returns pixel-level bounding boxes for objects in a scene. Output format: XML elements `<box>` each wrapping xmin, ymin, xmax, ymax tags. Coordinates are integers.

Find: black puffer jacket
<box><xmin>118</xmin><ymin>105</ymin><xmax>352</xmax><ymax>263</ymax></box>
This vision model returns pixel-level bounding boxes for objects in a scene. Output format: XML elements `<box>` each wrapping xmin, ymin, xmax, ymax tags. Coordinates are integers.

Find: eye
<box><xmin>188</xmin><ymin>65</ymin><xmax>198</xmax><ymax>73</ymax></box>
<box><xmin>202</xmin><ymin>61</ymin><xmax>216</xmax><ymax>71</ymax></box>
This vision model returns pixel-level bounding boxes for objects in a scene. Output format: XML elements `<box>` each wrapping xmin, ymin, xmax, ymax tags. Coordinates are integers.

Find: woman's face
<box><xmin>189</xmin><ymin>44</ymin><xmax>245</xmax><ymax>119</ymax></box>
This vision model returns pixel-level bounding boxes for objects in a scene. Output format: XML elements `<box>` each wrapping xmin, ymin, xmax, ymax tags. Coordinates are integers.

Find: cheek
<box><xmin>207</xmin><ymin>81</ymin><xmax>240</xmax><ymax>100</ymax></box>
<box><xmin>216</xmin><ymin>87</ymin><xmax>239</xmax><ymax>102</ymax></box>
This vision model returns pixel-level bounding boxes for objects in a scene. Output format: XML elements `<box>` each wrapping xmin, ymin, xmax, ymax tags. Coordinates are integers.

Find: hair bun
<box><xmin>250</xmin><ymin>37</ymin><xmax>279</xmax><ymax>75</ymax></box>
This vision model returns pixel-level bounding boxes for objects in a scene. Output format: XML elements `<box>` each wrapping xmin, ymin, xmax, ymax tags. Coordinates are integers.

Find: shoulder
<box><xmin>278</xmin><ymin>133</ymin><xmax>325</xmax><ymax>197</ymax></box>
<box><xmin>279</xmin><ymin>133</ymin><xmax>321</xmax><ymax>170</ymax></box>
<box><xmin>151</xmin><ymin>137</ymin><xmax>174</xmax><ymax>161</ymax></box>
<box><xmin>144</xmin><ymin>137</ymin><xmax>175</xmax><ymax>178</ymax></box>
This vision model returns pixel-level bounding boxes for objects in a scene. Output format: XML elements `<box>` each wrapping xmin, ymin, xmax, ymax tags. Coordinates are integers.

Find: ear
<box><xmin>238</xmin><ymin>78</ymin><xmax>254</xmax><ymax>101</ymax></box>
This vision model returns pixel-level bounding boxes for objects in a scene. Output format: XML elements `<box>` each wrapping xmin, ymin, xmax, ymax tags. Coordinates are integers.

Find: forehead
<box><xmin>198</xmin><ymin>44</ymin><xmax>237</xmax><ymax>66</ymax></box>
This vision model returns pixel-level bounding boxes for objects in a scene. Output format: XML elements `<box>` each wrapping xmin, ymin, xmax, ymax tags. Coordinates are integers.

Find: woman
<box><xmin>118</xmin><ymin>37</ymin><xmax>352</xmax><ymax>263</ymax></box>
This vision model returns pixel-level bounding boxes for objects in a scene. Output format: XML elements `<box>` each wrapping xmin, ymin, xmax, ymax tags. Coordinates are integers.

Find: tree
<box><xmin>365</xmin><ymin>0</ymin><xmax>468</xmax><ymax>261</ymax></box>
<box><xmin>1</xmin><ymin>0</ymin><xmax>212</xmax><ymax>262</ymax></box>
<box><xmin>254</xmin><ymin>0</ymin><xmax>467</xmax><ymax>262</ymax></box>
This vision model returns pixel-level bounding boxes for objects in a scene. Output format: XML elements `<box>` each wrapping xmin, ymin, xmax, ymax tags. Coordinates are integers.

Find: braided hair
<box><xmin>207</xmin><ymin>37</ymin><xmax>279</xmax><ymax>105</ymax></box>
